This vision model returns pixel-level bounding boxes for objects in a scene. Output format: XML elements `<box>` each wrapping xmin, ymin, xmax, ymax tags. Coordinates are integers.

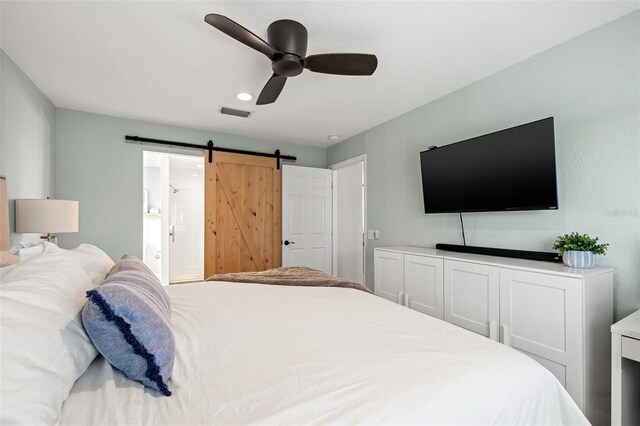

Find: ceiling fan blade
<box><xmin>303</xmin><ymin>53</ymin><xmax>378</xmax><ymax>75</ymax></box>
<box><xmin>256</xmin><ymin>74</ymin><xmax>287</xmax><ymax>105</ymax></box>
<box><xmin>204</xmin><ymin>14</ymin><xmax>277</xmax><ymax>59</ymax></box>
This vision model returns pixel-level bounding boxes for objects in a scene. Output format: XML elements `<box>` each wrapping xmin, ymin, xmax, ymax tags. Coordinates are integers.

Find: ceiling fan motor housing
<box><xmin>268</xmin><ymin>19</ymin><xmax>307</xmax><ymax>77</ymax></box>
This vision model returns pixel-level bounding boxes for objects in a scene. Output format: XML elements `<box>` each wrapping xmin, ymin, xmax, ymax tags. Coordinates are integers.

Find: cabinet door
<box><xmin>444</xmin><ymin>260</ymin><xmax>500</xmax><ymax>340</ymax></box>
<box><xmin>499</xmin><ymin>269</ymin><xmax>583</xmax><ymax>408</ymax></box>
<box><xmin>374</xmin><ymin>250</ymin><xmax>404</xmax><ymax>304</ymax></box>
<box><xmin>404</xmin><ymin>254</ymin><xmax>444</xmax><ymax>319</ymax></box>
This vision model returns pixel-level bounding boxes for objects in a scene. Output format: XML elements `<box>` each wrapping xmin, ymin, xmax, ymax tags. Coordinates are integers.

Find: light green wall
<box><xmin>328</xmin><ymin>11</ymin><xmax>640</xmax><ymax>320</ymax></box>
<box><xmin>55</xmin><ymin>109</ymin><xmax>326</xmax><ymax>260</ymax></box>
<box><xmin>0</xmin><ymin>49</ymin><xmax>56</xmax><ymax>245</ymax></box>
<box><xmin>3</xmin><ymin>12</ymin><xmax>638</xmax><ymax>319</ymax></box>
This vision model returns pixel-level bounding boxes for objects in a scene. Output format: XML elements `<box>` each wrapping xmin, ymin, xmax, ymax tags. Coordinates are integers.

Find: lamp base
<box><xmin>40</xmin><ymin>233</ymin><xmax>58</xmax><ymax>244</ymax></box>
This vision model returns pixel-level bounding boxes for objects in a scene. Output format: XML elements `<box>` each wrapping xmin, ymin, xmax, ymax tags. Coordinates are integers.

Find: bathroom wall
<box><xmin>167</xmin><ymin>156</ymin><xmax>204</xmax><ymax>282</ymax></box>
<box><xmin>142</xmin><ymin>163</ymin><xmax>162</xmax><ymax>276</ymax></box>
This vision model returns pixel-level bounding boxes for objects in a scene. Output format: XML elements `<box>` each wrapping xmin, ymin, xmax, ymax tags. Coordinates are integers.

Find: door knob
<box><xmin>284</xmin><ymin>240</ymin><xmax>295</xmax><ymax>246</ymax></box>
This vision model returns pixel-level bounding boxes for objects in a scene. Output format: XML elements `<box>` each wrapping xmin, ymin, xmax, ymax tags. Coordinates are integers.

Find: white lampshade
<box><xmin>16</xmin><ymin>199</ymin><xmax>79</xmax><ymax>233</ymax></box>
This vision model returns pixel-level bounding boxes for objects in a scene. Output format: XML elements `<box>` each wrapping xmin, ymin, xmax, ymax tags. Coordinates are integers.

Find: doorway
<box><xmin>143</xmin><ymin>151</ymin><xmax>204</xmax><ymax>284</ymax></box>
<box><xmin>330</xmin><ymin>155</ymin><xmax>366</xmax><ymax>284</ymax></box>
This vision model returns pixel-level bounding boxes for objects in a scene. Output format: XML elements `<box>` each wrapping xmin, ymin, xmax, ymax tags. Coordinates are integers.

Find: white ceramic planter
<box><xmin>563</xmin><ymin>250</ymin><xmax>596</xmax><ymax>269</ymax></box>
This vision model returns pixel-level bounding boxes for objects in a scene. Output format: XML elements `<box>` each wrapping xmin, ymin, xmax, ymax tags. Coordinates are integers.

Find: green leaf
<box><xmin>552</xmin><ymin>232</ymin><xmax>608</xmax><ymax>255</ymax></box>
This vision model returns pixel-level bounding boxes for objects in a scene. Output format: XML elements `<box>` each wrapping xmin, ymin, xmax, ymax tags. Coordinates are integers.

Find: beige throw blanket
<box><xmin>206</xmin><ymin>266</ymin><xmax>372</xmax><ymax>294</ymax></box>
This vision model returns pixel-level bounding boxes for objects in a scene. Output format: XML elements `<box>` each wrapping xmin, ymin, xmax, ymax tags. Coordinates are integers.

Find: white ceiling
<box><xmin>1</xmin><ymin>1</ymin><xmax>638</xmax><ymax>148</ymax></box>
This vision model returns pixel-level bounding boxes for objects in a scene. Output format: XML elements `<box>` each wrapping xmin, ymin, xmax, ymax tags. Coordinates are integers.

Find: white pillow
<box><xmin>0</xmin><ymin>243</ymin><xmax>113</xmax><ymax>424</ymax></box>
<box><xmin>0</xmin><ymin>243</ymin><xmax>114</xmax><ymax>285</ymax></box>
<box><xmin>68</xmin><ymin>243</ymin><xmax>115</xmax><ymax>285</ymax></box>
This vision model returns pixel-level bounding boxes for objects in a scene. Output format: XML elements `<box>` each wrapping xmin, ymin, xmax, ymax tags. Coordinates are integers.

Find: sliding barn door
<box><xmin>204</xmin><ymin>152</ymin><xmax>282</xmax><ymax>277</ymax></box>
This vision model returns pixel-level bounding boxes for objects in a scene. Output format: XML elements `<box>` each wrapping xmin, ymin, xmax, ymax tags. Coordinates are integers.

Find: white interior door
<box><xmin>332</xmin><ymin>160</ymin><xmax>365</xmax><ymax>283</ymax></box>
<box><xmin>282</xmin><ymin>165</ymin><xmax>332</xmax><ymax>274</ymax></box>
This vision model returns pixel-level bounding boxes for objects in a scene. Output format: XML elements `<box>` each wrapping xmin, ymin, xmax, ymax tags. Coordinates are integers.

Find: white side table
<box><xmin>612</xmin><ymin>309</ymin><xmax>640</xmax><ymax>425</ymax></box>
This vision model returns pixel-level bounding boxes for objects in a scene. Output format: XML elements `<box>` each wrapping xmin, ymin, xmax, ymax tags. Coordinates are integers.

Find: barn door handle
<box><xmin>284</xmin><ymin>240</ymin><xmax>295</xmax><ymax>246</ymax></box>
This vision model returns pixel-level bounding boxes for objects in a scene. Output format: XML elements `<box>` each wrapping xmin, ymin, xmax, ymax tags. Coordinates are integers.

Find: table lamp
<box><xmin>15</xmin><ymin>199</ymin><xmax>79</xmax><ymax>244</ymax></box>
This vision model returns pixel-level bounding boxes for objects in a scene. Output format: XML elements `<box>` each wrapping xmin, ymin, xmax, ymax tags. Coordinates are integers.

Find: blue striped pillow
<box><xmin>82</xmin><ymin>255</ymin><xmax>175</xmax><ymax>396</ymax></box>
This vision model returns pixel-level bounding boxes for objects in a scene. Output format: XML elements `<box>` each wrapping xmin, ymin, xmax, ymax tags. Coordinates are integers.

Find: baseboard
<box><xmin>435</xmin><ymin>243</ymin><xmax>562</xmax><ymax>263</ymax></box>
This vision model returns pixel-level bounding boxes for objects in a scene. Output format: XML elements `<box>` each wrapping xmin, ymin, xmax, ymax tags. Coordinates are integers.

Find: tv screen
<box><xmin>420</xmin><ymin>117</ymin><xmax>558</xmax><ymax>213</ymax></box>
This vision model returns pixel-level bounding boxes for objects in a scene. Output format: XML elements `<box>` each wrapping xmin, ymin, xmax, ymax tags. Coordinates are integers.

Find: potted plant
<box><xmin>552</xmin><ymin>232</ymin><xmax>609</xmax><ymax>269</ymax></box>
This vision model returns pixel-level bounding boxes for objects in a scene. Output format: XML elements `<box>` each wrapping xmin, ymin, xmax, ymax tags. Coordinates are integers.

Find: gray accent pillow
<box><xmin>82</xmin><ymin>255</ymin><xmax>175</xmax><ymax>396</ymax></box>
<box><xmin>106</xmin><ymin>253</ymin><xmax>156</xmax><ymax>278</ymax></box>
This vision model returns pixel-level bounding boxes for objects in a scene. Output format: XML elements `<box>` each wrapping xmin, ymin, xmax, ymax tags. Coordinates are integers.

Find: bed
<box><xmin>0</xmin><ymin>244</ymin><xmax>588</xmax><ymax>425</ymax></box>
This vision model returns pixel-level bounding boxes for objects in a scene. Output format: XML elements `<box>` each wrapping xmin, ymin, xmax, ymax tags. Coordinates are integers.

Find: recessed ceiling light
<box><xmin>196</xmin><ymin>164</ymin><xmax>203</xmax><ymax>168</ymax></box>
<box><xmin>192</xmin><ymin>174</ymin><xmax>198</xmax><ymax>177</ymax></box>
<box><xmin>236</xmin><ymin>92</ymin><xmax>254</xmax><ymax>101</ymax></box>
<box><xmin>328</xmin><ymin>135</ymin><xmax>341</xmax><ymax>141</ymax></box>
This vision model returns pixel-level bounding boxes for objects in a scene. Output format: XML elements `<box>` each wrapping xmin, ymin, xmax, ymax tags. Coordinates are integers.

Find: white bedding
<box><xmin>61</xmin><ymin>282</ymin><xmax>588</xmax><ymax>425</ymax></box>
<box><xmin>0</xmin><ymin>243</ymin><xmax>114</xmax><ymax>425</ymax></box>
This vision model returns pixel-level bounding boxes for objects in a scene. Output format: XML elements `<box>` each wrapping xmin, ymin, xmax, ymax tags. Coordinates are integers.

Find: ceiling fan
<box><xmin>204</xmin><ymin>14</ymin><xmax>378</xmax><ymax>105</ymax></box>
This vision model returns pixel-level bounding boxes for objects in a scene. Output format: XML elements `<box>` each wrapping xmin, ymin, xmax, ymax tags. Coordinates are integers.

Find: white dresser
<box><xmin>374</xmin><ymin>246</ymin><xmax>613</xmax><ymax>425</ymax></box>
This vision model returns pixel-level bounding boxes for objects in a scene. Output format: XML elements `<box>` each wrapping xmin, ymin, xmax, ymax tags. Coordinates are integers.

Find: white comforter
<box><xmin>61</xmin><ymin>282</ymin><xmax>587</xmax><ymax>425</ymax></box>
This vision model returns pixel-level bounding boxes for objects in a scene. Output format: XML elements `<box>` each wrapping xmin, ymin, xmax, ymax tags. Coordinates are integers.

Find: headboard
<box><xmin>0</xmin><ymin>175</ymin><xmax>19</xmax><ymax>265</ymax></box>
<box><xmin>0</xmin><ymin>175</ymin><xmax>9</xmax><ymax>250</ymax></box>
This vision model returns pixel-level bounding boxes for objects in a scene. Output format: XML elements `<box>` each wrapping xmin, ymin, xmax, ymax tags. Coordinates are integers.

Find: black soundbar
<box><xmin>435</xmin><ymin>243</ymin><xmax>563</xmax><ymax>263</ymax></box>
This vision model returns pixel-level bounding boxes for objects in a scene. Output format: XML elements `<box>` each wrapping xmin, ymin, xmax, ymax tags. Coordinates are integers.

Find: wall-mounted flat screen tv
<box><xmin>420</xmin><ymin>117</ymin><xmax>558</xmax><ymax>214</ymax></box>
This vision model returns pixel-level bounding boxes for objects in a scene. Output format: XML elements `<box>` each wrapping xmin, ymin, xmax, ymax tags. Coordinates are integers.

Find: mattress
<box><xmin>60</xmin><ymin>281</ymin><xmax>587</xmax><ymax>425</ymax></box>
